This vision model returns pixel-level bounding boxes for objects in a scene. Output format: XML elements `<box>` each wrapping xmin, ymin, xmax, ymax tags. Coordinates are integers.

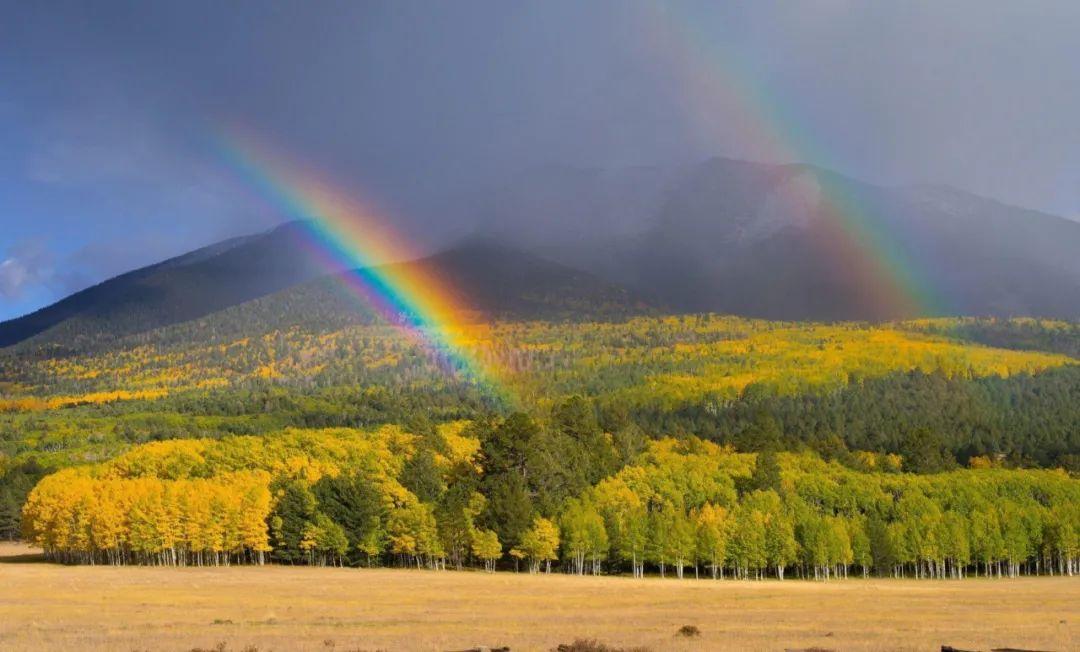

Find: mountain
<box><xmin>149</xmin><ymin>237</ymin><xmax>654</xmax><ymax>346</ymax></box>
<box><xmin>445</xmin><ymin>157</ymin><xmax>1080</xmax><ymax>321</ymax></box>
<box><xmin>459</xmin><ymin>163</ymin><xmax>682</xmax><ymax>280</ymax></box>
<box><xmin>616</xmin><ymin>158</ymin><xmax>1080</xmax><ymax>321</ymax></box>
<box><xmin>384</xmin><ymin>237</ymin><xmax>651</xmax><ymax>321</ymax></box>
<box><xmin>0</xmin><ymin>222</ymin><xmax>330</xmax><ymax>349</ymax></box>
<box><xmin>0</xmin><ymin>226</ymin><xmax>650</xmax><ymax>350</ymax></box>
<box><xmin>4</xmin><ymin>157</ymin><xmax>1079</xmax><ymax>348</ymax></box>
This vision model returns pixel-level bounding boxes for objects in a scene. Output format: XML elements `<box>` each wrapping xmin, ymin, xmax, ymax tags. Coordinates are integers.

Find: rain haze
<box><xmin>2</xmin><ymin>0</ymin><xmax>1079</xmax><ymax>320</ymax></box>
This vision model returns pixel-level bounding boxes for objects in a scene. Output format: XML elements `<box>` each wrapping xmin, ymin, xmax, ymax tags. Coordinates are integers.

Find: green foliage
<box><xmin>0</xmin><ymin>458</ymin><xmax>47</xmax><ymax>540</ymax></box>
<box><xmin>904</xmin><ymin>317</ymin><xmax>1080</xmax><ymax>358</ymax></box>
<box><xmin>899</xmin><ymin>428</ymin><xmax>957</xmax><ymax>474</ymax></box>
<box><xmin>746</xmin><ymin>449</ymin><xmax>783</xmax><ymax>494</ymax></box>
<box><xmin>271</xmin><ymin>481</ymin><xmax>318</xmax><ymax>563</ymax></box>
<box><xmin>648</xmin><ymin>365</ymin><xmax>1080</xmax><ymax>468</ymax></box>
<box><xmin>2</xmin><ymin>315</ymin><xmax>1076</xmax><ymax>488</ymax></box>
<box><xmin>480</xmin><ymin>471</ymin><xmax>534</xmax><ymax>551</ymax></box>
<box><xmin>401</xmin><ymin>448</ymin><xmax>446</xmax><ymax>503</ymax></box>
<box><xmin>559</xmin><ymin>497</ymin><xmax>608</xmax><ymax>575</ymax></box>
<box><xmin>435</xmin><ymin>461</ymin><xmax>485</xmax><ymax>570</ymax></box>
<box><xmin>6</xmin><ymin>313</ymin><xmax>1080</xmax><ymax>579</ymax></box>
<box><xmin>311</xmin><ymin>472</ymin><xmax>386</xmax><ymax>565</ymax></box>
<box><xmin>387</xmin><ymin>501</ymin><xmax>443</xmax><ymax>567</ymax></box>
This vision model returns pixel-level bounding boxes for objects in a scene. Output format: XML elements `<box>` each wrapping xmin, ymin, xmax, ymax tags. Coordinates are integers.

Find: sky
<box><xmin>2</xmin><ymin>0</ymin><xmax>1079</xmax><ymax>321</ymax></box>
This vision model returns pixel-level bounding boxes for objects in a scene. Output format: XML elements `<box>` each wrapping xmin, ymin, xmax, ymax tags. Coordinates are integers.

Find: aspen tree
<box><xmin>471</xmin><ymin>528</ymin><xmax>502</xmax><ymax>572</ymax></box>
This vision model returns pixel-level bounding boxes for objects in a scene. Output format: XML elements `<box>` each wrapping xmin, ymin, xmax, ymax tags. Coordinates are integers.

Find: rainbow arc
<box><xmin>216</xmin><ymin>129</ymin><xmax>511</xmax><ymax>404</ymax></box>
<box><xmin>643</xmin><ymin>4</ymin><xmax>943</xmax><ymax>318</ymax></box>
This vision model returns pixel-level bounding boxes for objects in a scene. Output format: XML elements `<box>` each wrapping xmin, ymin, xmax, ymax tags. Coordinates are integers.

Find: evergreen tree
<box><xmin>747</xmin><ymin>449</ymin><xmax>783</xmax><ymax>493</ymax></box>
<box><xmin>312</xmin><ymin>473</ymin><xmax>385</xmax><ymax>566</ymax></box>
<box><xmin>401</xmin><ymin>447</ymin><xmax>446</xmax><ymax>503</ymax></box>
<box><xmin>480</xmin><ymin>471</ymin><xmax>533</xmax><ymax>551</ymax></box>
<box><xmin>270</xmin><ymin>481</ymin><xmax>318</xmax><ymax>564</ymax></box>
<box><xmin>900</xmin><ymin>428</ymin><xmax>956</xmax><ymax>473</ymax></box>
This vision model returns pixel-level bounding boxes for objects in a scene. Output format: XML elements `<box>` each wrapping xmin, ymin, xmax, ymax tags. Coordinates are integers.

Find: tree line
<box><xmin>19</xmin><ymin>409</ymin><xmax>1079</xmax><ymax>579</ymax></box>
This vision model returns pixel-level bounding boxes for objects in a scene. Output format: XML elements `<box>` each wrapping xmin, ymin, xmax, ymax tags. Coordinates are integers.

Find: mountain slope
<box><xmin>443</xmin><ymin>157</ymin><xmax>1080</xmax><ymax>321</ymax></box>
<box><xmin>397</xmin><ymin>237</ymin><xmax>651</xmax><ymax>320</ymax></box>
<box><xmin>618</xmin><ymin>158</ymin><xmax>1080</xmax><ymax>320</ymax></box>
<box><xmin>4</xmin><ymin>157</ymin><xmax>1079</xmax><ymax>347</ymax></box>
<box><xmin>0</xmin><ymin>229</ymin><xmax>652</xmax><ymax>351</ymax></box>
<box><xmin>137</xmin><ymin>237</ymin><xmax>654</xmax><ymax>348</ymax></box>
<box><xmin>0</xmin><ymin>222</ymin><xmax>329</xmax><ymax>349</ymax></box>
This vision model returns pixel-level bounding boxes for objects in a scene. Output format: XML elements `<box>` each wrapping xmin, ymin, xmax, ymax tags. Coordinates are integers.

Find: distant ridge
<box><xmin>581</xmin><ymin>158</ymin><xmax>1080</xmax><ymax>321</ymax></box>
<box><xmin>4</xmin><ymin>157</ymin><xmax>1080</xmax><ymax>350</ymax></box>
<box><xmin>0</xmin><ymin>227</ymin><xmax>651</xmax><ymax>350</ymax></box>
<box><xmin>0</xmin><ymin>222</ymin><xmax>328</xmax><ymax>348</ymax></box>
<box><xmin>446</xmin><ymin>157</ymin><xmax>1080</xmax><ymax>321</ymax></box>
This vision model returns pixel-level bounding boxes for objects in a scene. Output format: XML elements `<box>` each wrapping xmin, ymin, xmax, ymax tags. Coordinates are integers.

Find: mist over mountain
<box><xmin>2</xmin><ymin>158</ymin><xmax>1079</xmax><ymax>350</ymax></box>
<box><xmin>459</xmin><ymin>163</ymin><xmax>683</xmax><ymax>279</ymax></box>
<box><xmin>629</xmin><ymin>159</ymin><xmax>1080</xmax><ymax>320</ymax></box>
<box><xmin>472</xmin><ymin>157</ymin><xmax>1080</xmax><ymax>321</ymax></box>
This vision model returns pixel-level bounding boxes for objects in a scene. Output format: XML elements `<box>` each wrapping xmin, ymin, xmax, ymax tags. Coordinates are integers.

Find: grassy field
<box><xmin>0</xmin><ymin>543</ymin><xmax>1076</xmax><ymax>652</ymax></box>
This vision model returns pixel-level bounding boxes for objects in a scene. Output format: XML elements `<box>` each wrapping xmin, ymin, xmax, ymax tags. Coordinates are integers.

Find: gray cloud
<box><xmin>1</xmin><ymin>0</ymin><xmax>1078</xmax><ymax>318</ymax></box>
<box><xmin>7</xmin><ymin>1</ymin><xmax>1078</xmax><ymax>213</ymax></box>
<box><xmin>28</xmin><ymin>105</ymin><xmax>181</xmax><ymax>186</ymax></box>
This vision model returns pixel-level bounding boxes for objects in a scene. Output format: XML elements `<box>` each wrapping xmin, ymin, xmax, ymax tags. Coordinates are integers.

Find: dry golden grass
<box><xmin>0</xmin><ymin>543</ymin><xmax>1076</xmax><ymax>651</ymax></box>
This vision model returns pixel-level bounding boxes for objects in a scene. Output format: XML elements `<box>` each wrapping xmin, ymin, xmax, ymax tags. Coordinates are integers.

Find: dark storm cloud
<box><xmin>1</xmin><ymin>0</ymin><xmax>1078</xmax><ymax>319</ymax></box>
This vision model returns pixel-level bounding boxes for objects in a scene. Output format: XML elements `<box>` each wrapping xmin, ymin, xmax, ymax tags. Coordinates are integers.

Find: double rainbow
<box><xmin>215</xmin><ymin>129</ymin><xmax>509</xmax><ymax>403</ymax></box>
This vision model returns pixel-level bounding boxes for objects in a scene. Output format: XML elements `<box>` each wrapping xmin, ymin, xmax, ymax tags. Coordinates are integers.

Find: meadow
<box><xmin>0</xmin><ymin>543</ymin><xmax>1075</xmax><ymax>652</ymax></box>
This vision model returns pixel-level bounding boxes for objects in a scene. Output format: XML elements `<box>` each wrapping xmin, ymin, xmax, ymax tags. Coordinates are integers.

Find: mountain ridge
<box><xmin>3</xmin><ymin>157</ymin><xmax>1080</xmax><ymax>349</ymax></box>
<box><xmin>0</xmin><ymin>221</ymin><xmax>332</xmax><ymax>348</ymax></box>
<box><xmin>620</xmin><ymin>158</ymin><xmax>1080</xmax><ymax>320</ymax></box>
<box><xmin>0</xmin><ymin>229</ymin><xmax>651</xmax><ymax>351</ymax></box>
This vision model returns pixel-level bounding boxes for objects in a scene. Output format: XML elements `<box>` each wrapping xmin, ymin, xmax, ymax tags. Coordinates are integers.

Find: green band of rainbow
<box><xmin>214</xmin><ymin>129</ymin><xmax>512</xmax><ymax>405</ymax></box>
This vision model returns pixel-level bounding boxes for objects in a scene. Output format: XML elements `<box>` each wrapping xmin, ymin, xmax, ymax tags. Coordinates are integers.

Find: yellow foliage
<box><xmin>0</xmin><ymin>389</ymin><xmax>168</xmax><ymax>413</ymax></box>
<box><xmin>3</xmin><ymin>314</ymin><xmax>1073</xmax><ymax>414</ymax></box>
<box><xmin>437</xmin><ymin>421</ymin><xmax>482</xmax><ymax>471</ymax></box>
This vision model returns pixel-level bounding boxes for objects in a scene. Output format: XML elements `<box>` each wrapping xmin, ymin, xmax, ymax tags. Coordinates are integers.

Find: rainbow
<box><xmin>641</xmin><ymin>4</ymin><xmax>944</xmax><ymax>318</ymax></box>
<box><xmin>213</xmin><ymin>129</ymin><xmax>511</xmax><ymax>404</ymax></box>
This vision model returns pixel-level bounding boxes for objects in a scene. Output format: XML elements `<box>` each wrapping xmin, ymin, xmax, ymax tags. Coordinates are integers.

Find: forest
<box><xmin>17</xmin><ymin>407</ymin><xmax>1080</xmax><ymax>579</ymax></box>
<box><xmin>5</xmin><ymin>315</ymin><xmax>1080</xmax><ymax>576</ymax></box>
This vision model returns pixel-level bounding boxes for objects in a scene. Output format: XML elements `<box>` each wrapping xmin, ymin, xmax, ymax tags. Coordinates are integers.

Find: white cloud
<box><xmin>0</xmin><ymin>259</ymin><xmax>29</xmax><ymax>296</ymax></box>
<box><xmin>0</xmin><ymin>243</ymin><xmax>55</xmax><ymax>300</ymax></box>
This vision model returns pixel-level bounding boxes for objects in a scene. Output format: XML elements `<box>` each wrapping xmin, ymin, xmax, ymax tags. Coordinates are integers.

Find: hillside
<box><xmin>2</xmin><ymin>309</ymin><xmax>1078</xmax><ymax>547</ymax></box>
<box><xmin>2</xmin><ymin>314</ymin><xmax>1076</xmax><ymax>473</ymax></box>
<box><xmin>471</xmin><ymin>158</ymin><xmax>1080</xmax><ymax>321</ymax></box>
<box><xmin>0</xmin><ymin>222</ymin><xmax>327</xmax><ymax>349</ymax></box>
<box><xmin>5</xmin><ymin>159</ymin><xmax>1080</xmax><ymax>350</ymax></box>
<box><xmin>0</xmin><ymin>228</ymin><xmax>650</xmax><ymax>352</ymax></box>
<box><xmin>628</xmin><ymin>159</ymin><xmax>1080</xmax><ymax>320</ymax></box>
